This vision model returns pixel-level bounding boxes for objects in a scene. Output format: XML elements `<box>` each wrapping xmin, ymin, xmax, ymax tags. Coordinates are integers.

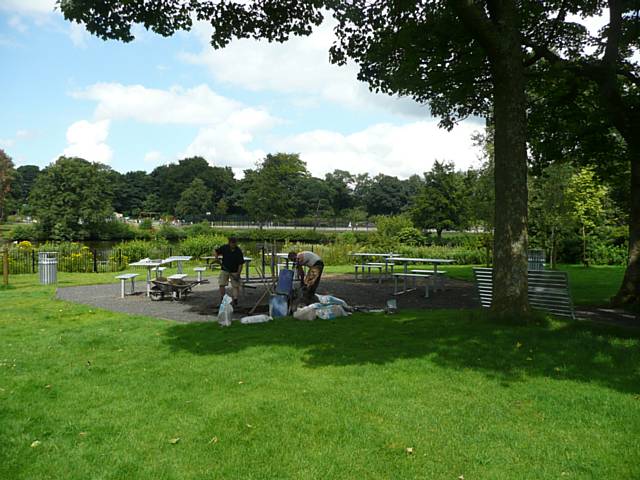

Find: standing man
<box><xmin>288</xmin><ymin>250</ymin><xmax>324</xmax><ymax>303</ymax></box>
<box><xmin>215</xmin><ymin>237</ymin><xmax>244</xmax><ymax>307</ymax></box>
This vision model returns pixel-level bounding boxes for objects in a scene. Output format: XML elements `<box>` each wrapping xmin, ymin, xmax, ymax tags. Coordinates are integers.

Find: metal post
<box><xmin>3</xmin><ymin>247</ymin><xmax>8</xmax><ymax>286</ymax></box>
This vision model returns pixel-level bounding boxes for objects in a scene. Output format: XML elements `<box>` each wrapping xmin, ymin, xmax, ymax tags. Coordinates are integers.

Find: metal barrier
<box><xmin>38</xmin><ymin>252</ymin><xmax>58</xmax><ymax>284</ymax></box>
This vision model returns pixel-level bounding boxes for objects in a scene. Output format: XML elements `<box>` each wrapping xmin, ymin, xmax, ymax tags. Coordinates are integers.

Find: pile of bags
<box><xmin>293</xmin><ymin>294</ymin><xmax>351</xmax><ymax>321</ymax></box>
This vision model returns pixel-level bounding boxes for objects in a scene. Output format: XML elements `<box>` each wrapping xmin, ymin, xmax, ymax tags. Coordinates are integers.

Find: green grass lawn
<box><xmin>1</xmin><ymin>270</ymin><xmax>639</xmax><ymax>479</ymax></box>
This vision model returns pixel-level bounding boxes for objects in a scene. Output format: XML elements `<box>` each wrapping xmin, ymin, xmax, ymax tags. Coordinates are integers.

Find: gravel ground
<box><xmin>55</xmin><ymin>274</ymin><xmax>637</xmax><ymax>327</ymax></box>
<box><xmin>56</xmin><ymin>274</ymin><xmax>479</xmax><ymax>323</ymax></box>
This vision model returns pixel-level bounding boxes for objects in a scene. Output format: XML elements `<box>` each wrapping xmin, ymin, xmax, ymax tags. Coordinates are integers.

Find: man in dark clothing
<box><xmin>215</xmin><ymin>237</ymin><xmax>244</xmax><ymax>306</ymax></box>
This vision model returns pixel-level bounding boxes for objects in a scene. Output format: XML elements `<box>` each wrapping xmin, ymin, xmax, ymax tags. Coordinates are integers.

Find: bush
<box><xmin>397</xmin><ymin>227</ymin><xmax>426</xmax><ymax>246</ymax></box>
<box><xmin>113</xmin><ymin>239</ymin><xmax>170</xmax><ymax>263</ymax></box>
<box><xmin>177</xmin><ymin>234</ymin><xmax>228</xmax><ymax>258</ymax></box>
<box><xmin>92</xmin><ymin>221</ymin><xmax>136</xmax><ymax>241</ymax></box>
<box><xmin>158</xmin><ymin>224</ymin><xmax>187</xmax><ymax>241</ymax></box>
<box><xmin>139</xmin><ymin>219</ymin><xmax>154</xmax><ymax>230</ymax></box>
<box><xmin>9</xmin><ymin>224</ymin><xmax>37</xmax><ymax>241</ymax></box>
<box><xmin>185</xmin><ymin>222</ymin><xmax>215</xmax><ymax>237</ymax></box>
<box><xmin>374</xmin><ymin>215</ymin><xmax>413</xmax><ymax>239</ymax></box>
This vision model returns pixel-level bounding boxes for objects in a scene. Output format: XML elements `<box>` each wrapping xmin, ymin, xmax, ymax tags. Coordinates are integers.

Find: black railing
<box><xmin>6</xmin><ymin>246</ymin><xmax>173</xmax><ymax>274</ymax></box>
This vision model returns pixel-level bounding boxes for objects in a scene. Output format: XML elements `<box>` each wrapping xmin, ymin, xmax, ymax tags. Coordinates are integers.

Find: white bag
<box><xmin>315</xmin><ymin>304</ymin><xmax>347</xmax><ymax>320</ymax></box>
<box><xmin>240</xmin><ymin>314</ymin><xmax>272</xmax><ymax>324</ymax></box>
<box><xmin>293</xmin><ymin>305</ymin><xmax>317</xmax><ymax>321</ymax></box>
<box><xmin>217</xmin><ymin>294</ymin><xmax>234</xmax><ymax>327</ymax></box>
<box><xmin>315</xmin><ymin>294</ymin><xmax>349</xmax><ymax>309</ymax></box>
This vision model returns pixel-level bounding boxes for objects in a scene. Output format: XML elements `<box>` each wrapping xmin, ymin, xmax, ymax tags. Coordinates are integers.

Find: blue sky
<box><xmin>0</xmin><ymin>1</ymin><xmax>485</xmax><ymax>178</ymax></box>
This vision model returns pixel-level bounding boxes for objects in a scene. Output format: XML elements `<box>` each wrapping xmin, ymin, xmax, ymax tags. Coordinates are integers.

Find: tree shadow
<box><xmin>162</xmin><ymin>310</ymin><xmax>640</xmax><ymax>394</ymax></box>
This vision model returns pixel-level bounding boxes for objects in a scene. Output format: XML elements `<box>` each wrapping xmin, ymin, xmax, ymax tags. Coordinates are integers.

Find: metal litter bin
<box><xmin>38</xmin><ymin>252</ymin><xmax>58</xmax><ymax>284</ymax></box>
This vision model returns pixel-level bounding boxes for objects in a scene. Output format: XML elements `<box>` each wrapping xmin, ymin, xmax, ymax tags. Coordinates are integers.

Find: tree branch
<box><xmin>451</xmin><ymin>0</ymin><xmax>500</xmax><ymax>58</ymax></box>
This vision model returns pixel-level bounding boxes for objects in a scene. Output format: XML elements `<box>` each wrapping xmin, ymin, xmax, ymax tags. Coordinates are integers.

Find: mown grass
<box><xmin>1</xmin><ymin>270</ymin><xmax>639</xmax><ymax>479</ymax></box>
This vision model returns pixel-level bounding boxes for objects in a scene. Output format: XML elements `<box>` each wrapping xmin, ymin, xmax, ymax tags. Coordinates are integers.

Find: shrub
<box><xmin>8</xmin><ymin>224</ymin><xmax>38</xmax><ymax>241</ymax></box>
<box><xmin>92</xmin><ymin>221</ymin><xmax>136</xmax><ymax>241</ymax></box>
<box><xmin>374</xmin><ymin>215</ymin><xmax>413</xmax><ymax>239</ymax></box>
<box><xmin>158</xmin><ymin>224</ymin><xmax>187</xmax><ymax>241</ymax></box>
<box><xmin>177</xmin><ymin>234</ymin><xmax>228</xmax><ymax>258</ymax></box>
<box><xmin>139</xmin><ymin>219</ymin><xmax>154</xmax><ymax>230</ymax></box>
<box><xmin>397</xmin><ymin>227</ymin><xmax>426</xmax><ymax>246</ymax></box>
<box><xmin>113</xmin><ymin>239</ymin><xmax>170</xmax><ymax>263</ymax></box>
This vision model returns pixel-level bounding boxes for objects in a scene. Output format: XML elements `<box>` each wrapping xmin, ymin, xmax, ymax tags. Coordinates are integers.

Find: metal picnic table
<box><xmin>349</xmin><ymin>252</ymin><xmax>397</xmax><ymax>281</ymax></box>
<box><xmin>201</xmin><ymin>255</ymin><xmax>253</xmax><ymax>280</ymax></box>
<box><xmin>162</xmin><ymin>255</ymin><xmax>192</xmax><ymax>274</ymax></box>
<box><xmin>391</xmin><ymin>257</ymin><xmax>455</xmax><ymax>295</ymax></box>
<box><xmin>128</xmin><ymin>259</ymin><xmax>164</xmax><ymax>297</ymax></box>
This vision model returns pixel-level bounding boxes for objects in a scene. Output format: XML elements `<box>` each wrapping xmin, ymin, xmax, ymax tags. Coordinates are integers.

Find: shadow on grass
<box><xmin>163</xmin><ymin>310</ymin><xmax>640</xmax><ymax>394</ymax></box>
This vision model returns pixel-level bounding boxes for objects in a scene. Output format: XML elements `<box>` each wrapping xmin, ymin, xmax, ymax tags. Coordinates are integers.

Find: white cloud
<box><xmin>63</xmin><ymin>119</ymin><xmax>113</xmax><ymax>164</ymax></box>
<box><xmin>0</xmin><ymin>129</ymin><xmax>34</xmax><ymax>149</ymax></box>
<box><xmin>72</xmin><ymin>82</ymin><xmax>277</xmax><ymax>170</ymax></box>
<box><xmin>181</xmin><ymin>18</ymin><xmax>428</xmax><ymax>118</ymax></box>
<box><xmin>72</xmin><ymin>83</ymin><xmax>274</xmax><ymax>126</ymax></box>
<box><xmin>272</xmin><ymin>120</ymin><xmax>482</xmax><ymax>178</ymax></box>
<box><xmin>0</xmin><ymin>0</ymin><xmax>56</xmax><ymax>16</ymax></box>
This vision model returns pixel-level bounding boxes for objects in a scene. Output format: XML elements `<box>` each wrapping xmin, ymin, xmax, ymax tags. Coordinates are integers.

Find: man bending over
<box><xmin>288</xmin><ymin>250</ymin><xmax>324</xmax><ymax>303</ymax></box>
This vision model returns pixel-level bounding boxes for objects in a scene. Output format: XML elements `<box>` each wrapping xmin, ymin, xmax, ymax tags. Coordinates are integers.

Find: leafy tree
<box><xmin>0</xmin><ymin>149</ymin><xmax>15</xmax><ymax>221</ymax></box>
<box><xmin>522</xmin><ymin>2</ymin><xmax>639</xmax><ymax>304</ymax></box>
<box><xmin>529</xmin><ymin>163</ymin><xmax>575</xmax><ymax>269</ymax></box>
<box><xmin>241</xmin><ymin>153</ymin><xmax>308</xmax><ymax>225</ymax></box>
<box><xmin>324</xmin><ymin>169</ymin><xmax>354</xmax><ymax>215</ymax></box>
<box><xmin>10</xmin><ymin>165</ymin><xmax>40</xmax><ymax>215</ymax></box>
<box><xmin>175</xmin><ymin>178</ymin><xmax>212</xmax><ymax>223</ymax></box>
<box><xmin>150</xmin><ymin>157</ymin><xmax>235</xmax><ymax>215</ymax></box>
<box><xmin>118</xmin><ymin>170</ymin><xmax>154</xmax><ymax>217</ymax></box>
<box><xmin>60</xmin><ymin>0</ymin><xmax>622</xmax><ymax>314</ymax></box>
<box><xmin>566</xmin><ymin>167</ymin><xmax>609</xmax><ymax>267</ymax></box>
<box><xmin>141</xmin><ymin>193</ymin><xmax>163</xmax><ymax>217</ymax></box>
<box><xmin>361</xmin><ymin>174</ymin><xmax>410</xmax><ymax>216</ymax></box>
<box><xmin>29</xmin><ymin>157</ymin><xmax>114</xmax><ymax>240</ymax></box>
<box><xmin>411</xmin><ymin>161</ymin><xmax>467</xmax><ymax>239</ymax></box>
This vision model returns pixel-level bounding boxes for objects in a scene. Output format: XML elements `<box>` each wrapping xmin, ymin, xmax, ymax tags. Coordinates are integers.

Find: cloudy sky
<box><xmin>0</xmin><ymin>0</ymin><xmax>486</xmax><ymax>178</ymax></box>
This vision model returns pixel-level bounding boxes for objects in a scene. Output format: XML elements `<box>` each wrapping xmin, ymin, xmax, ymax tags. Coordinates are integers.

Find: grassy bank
<box><xmin>1</xmin><ymin>271</ymin><xmax>639</xmax><ymax>479</ymax></box>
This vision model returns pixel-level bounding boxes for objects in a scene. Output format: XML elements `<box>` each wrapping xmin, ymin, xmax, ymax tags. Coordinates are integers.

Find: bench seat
<box><xmin>393</xmin><ymin>272</ymin><xmax>432</xmax><ymax>298</ymax></box>
<box><xmin>115</xmin><ymin>273</ymin><xmax>139</xmax><ymax>298</ymax></box>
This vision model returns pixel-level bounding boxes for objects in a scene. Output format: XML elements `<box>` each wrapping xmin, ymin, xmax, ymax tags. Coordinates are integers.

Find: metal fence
<box><xmin>7</xmin><ymin>247</ymin><xmax>174</xmax><ymax>275</ymax></box>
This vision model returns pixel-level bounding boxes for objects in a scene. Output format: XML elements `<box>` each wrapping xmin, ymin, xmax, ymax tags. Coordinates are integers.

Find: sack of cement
<box><xmin>240</xmin><ymin>314</ymin><xmax>272</xmax><ymax>324</ymax></box>
<box><xmin>315</xmin><ymin>294</ymin><xmax>349</xmax><ymax>309</ymax></box>
<box><xmin>217</xmin><ymin>294</ymin><xmax>234</xmax><ymax>327</ymax></box>
<box><xmin>293</xmin><ymin>304</ymin><xmax>317</xmax><ymax>321</ymax></box>
<box><xmin>269</xmin><ymin>294</ymin><xmax>289</xmax><ymax>318</ymax></box>
<box><xmin>315</xmin><ymin>303</ymin><xmax>348</xmax><ymax>320</ymax></box>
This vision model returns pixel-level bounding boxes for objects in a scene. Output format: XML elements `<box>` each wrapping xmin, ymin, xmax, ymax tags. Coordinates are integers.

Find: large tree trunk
<box><xmin>614</xmin><ymin>142</ymin><xmax>640</xmax><ymax>306</ymax></box>
<box><xmin>490</xmin><ymin>14</ymin><xmax>530</xmax><ymax>315</ymax></box>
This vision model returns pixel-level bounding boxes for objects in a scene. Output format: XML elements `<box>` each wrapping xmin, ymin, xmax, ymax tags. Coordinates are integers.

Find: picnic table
<box><xmin>201</xmin><ymin>255</ymin><xmax>253</xmax><ymax>280</ymax></box>
<box><xmin>162</xmin><ymin>255</ymin><xmax>192</xmax><ymax>274</ymax></box>
<box><xmin>128</xmin><ymin>259</ymin><xmax>164</xmax><ymax>297</ymax></box>
<box><xmin>349</xmin><ymin>252</ymin><xmax>397</xmax><ymax>281</ymax></box>
<box><xmin>391</xmin><ymin>257</ymin><xmax>454</xmax><ymax>295</ymax></box>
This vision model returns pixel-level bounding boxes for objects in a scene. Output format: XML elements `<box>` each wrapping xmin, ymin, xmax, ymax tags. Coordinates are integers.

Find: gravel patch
<box><xmin>56</xmin><ymin>274</ymin><xmax>480</xmax><ymax>323</ymax></box>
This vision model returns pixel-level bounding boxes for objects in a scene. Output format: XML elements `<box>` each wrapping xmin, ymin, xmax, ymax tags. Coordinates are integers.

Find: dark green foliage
<box><xmin>29</xmin><ymin>157</ymin><xmax>115</xmax><ymax>241</ymax></box>
<box><xmin>241</xmin><ymin>153</ymin><xmax>308</xmax><ymax>224</ymax></box>
<box><xmin>175</xmin><ymin>178</ymin><xmax>212</xmax><ymax>222</ymax></box>
<box><xmin>0</xmin><ymin>149</ymin><xmax>15</xmax><ymax>221</ymax></box>
<box><xmin>411</xmin><ymin>161</ymin><xmax>468</xmax><ymax>238</ymax></box>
